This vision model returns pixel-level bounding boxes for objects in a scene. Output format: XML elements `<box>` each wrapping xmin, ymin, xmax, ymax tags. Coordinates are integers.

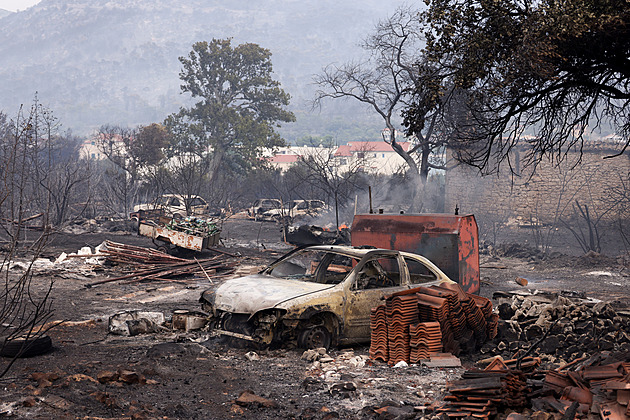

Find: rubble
<box><xmin>3</xmin><ymin>215</ymin><xmax>628</xmax><ymax>419</ymax></box>
<box><xmin>490</xmin><ymin>290</ymin><xmax>630</xmax><ymax>362</ymax></box>
<box><xmin>329</xmin><ymin>381</ymin><xmax>357</xmax><ymax>399</ymax></box>
<box><xmin>171</xmin><ymin>310</ymin><xmax>208</xmax><ymax>331</ymax></box>
<box><xmin>85</xmin><ymin>241</ymin><xmax>238</xmax><ymax>287</ymax></box>
<box><xmin>108</xmin><ymin>310</ymin><xmax>165</xmax><ymax>336</ymax></box>
<box><xmin>284</xmin><ymin>224</ymin><xmax>350</xmax><ymax>246</ymax></box>
<box><xmin>302</xmin><ymin>347</ymin><xmax>333</xmax><ymax>363</ymax></box>
<box><xmin>164</xmin><ymin>216</ymin><xmax>220</xmax><ymax>236</ymax></box>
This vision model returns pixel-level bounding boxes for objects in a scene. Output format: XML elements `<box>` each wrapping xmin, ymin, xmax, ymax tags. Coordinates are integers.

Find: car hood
<box><xmin>207</xmin><ymin>274</ymin><xmax>335</xmax><ymax>314</ymax></box>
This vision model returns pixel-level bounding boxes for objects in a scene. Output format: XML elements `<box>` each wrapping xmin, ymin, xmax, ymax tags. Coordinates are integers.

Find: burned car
<box><xmin>132</xmin><ymin>194</ymin><xmax>209</xmax><ymax>220</ymax></box>
<box><xmin>263</xmin><ymin>199</ymin><xmax>327</xmax><ymax>223</ymax></box>
<box><xmin>200</xmin><ymin>245</ymin><xmax>455</xmax><ymax>349</ymax></box>
<box><xmin>248</xmin><ymin>198</ymin><xmax>282</xmax><ymax>221</ymax></box>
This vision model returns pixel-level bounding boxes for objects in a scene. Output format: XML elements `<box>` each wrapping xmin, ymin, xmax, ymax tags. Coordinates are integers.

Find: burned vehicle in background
<box><xmin>131</xmin><ymin>194</ymin><xmax>209</xmax><ymax>220</ymax></box>
<box><xmin>200</xmin><ymin>245</ymin><xmax>454</xmax><ymax>349</ymax></box>
<box><xmin>263</xmin><ymin>199</ymin><xmax>327</xmax><ymax>223</ymax></box>
<box><xmin>248</xmin><ymin>198</ymin><xmax>282</xmax><ymax>221</ymax></box>
<box><xmin>284</xmin><ymin>224</ymin><xmax>351</xmax><ymax>246</ymax></box>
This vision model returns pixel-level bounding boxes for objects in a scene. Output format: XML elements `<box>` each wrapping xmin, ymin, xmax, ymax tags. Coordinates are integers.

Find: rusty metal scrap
<box><xmin>85</xmin><ymin>241</ymin><xmax>238</xmax><ymax>287</ymax></box>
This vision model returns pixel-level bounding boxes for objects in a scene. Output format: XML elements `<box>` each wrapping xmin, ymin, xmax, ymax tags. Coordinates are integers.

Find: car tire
<box><xmin>0</xmin><ymin>335</ymin><xmax>53</xmax><ymax>358</ymax></box>
<box><xmin>298</xmin><ymin>325</ymin><xmax>331</xmax><ymax>350</ymax></box>
<box><xmin>157</xmin><ymin>245</ymin><xmax>171</xmax><ymax>255</ymax></box>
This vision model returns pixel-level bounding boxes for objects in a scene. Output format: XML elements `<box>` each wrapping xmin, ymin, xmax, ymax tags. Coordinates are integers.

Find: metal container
<box><xmin>351</xmin><ymin>213</ymin><xmax>480</xmax><ymax>294</ymax></box>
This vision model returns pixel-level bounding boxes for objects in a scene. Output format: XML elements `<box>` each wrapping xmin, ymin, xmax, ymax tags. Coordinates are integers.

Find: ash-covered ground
<box><xmin>0</xmin><ymin>215</ymin><xmax>628</xmax><ymax>419</ymax></box>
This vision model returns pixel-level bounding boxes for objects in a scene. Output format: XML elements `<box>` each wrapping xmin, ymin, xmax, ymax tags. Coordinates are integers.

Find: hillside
<box><xmin>0</xmin><ymin>0</ymin><xmax>405</xmax><ymax>139</ymax></box>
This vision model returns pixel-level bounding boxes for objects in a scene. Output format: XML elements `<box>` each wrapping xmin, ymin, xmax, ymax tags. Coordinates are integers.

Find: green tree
<box><xmin>133</xmin><ymin>123</ymin><xmax>170</xmax><ymax>166</ymax></box>
<box><xmin>419</xmin><ymin>0</ymin><xmax>630</xmax><ymax>172</ymax></box>
<box><xmin>166</xmin><ymin>39</ymin><xmax>295</xmax><ymax>186</ymax></box>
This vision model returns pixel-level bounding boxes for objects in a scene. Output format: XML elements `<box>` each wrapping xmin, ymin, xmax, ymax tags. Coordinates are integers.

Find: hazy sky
<box><xmin>0</xmin><ymin>0</ymin><xmax>41</xmax><ymax>12</ymax></box>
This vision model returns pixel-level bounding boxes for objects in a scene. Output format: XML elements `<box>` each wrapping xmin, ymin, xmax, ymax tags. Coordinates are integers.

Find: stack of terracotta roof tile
<box><xmin>385</xmin><ymin>293</ymin><xmax>419</xmax><ymax>365</ymax></box>
<box><xmin>437</xmin><ymin>282</ymin><xmax>489</xmax><ymax>342</ymax></box>
<box><xmin>369</xmin><ymin>305</ymin><xmax>388</xmax><ymax>362</ymax></box>
<box><xmin>470</xmin><ymin>294</ymin><xmax>493</xmax><ymax>319</ymax></box>
<box><xmin>416</xmin><ymin>293</ymin><xmax>449</xmax><ymax>323</ymax></box>
<box><xmin>437</xmin><ymin>366</ymin><xmax>527</xmax><ymax>419</ymax></box>
<box><xmin>409</xmin><ymin>321</ymin><xmax>442</xmax><ymax>363</ymax></box>
<box><xmin>369</xmin><ymin>282</ymin><xmax>498</xmax><ymax>365</ymax></box>
<box><xmin>416</xmin><ymin>292</ymin><xmax>457</xmax><ymax>354</ymax></box>
<box><xmin>430</xmin><ymin>285</ymin><xmax>467</xmax><ymax>340</ymax></box>
<box><xmin>463</xmin><ymin>297</ymin><xmax>487</xmax><ymax>340</ymax></box>
<box><xmin>415</xmin><ymin>286</ymin><xmax>462</xmax><ymax>347</ymax></box>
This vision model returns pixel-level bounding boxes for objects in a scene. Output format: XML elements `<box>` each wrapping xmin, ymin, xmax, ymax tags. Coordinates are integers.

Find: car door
<box><xmin>342</xmin><ymin>253</ymin><xmax>409</xmax><ymax>341</ymax></box>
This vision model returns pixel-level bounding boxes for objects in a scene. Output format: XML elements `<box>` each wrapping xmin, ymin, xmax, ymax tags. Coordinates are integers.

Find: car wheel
<box><xmin>0</xmin><ymin>335</ymin><xmax>53</xmax><ymax>358</ymax></box>
<box><xmin>157</xmin><ymin>245</ymin><xmax>170</xmax><ymax>255</ymax></box>
<box><xmin>298</xmin><ymin>325</ymin><xmax>331</xmax><ymax>350</ymax></box>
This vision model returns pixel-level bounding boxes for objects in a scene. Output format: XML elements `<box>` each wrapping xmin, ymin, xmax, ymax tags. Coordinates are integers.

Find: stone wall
<box><xmin>445</xmin><ymin>144</ymin><xmax>630</xmax><ymax>228</ymax></box>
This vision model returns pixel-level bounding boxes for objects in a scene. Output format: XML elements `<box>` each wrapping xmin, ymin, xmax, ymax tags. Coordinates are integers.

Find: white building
<box><xmin>265</xmin><ymin>141</ymin><xmax>411</xmax><ymax>175</ymax></box>
<box><xmin>333</xmin><ymin>141</ymin><xmax>410</xmax><ymax>175</ymax></box>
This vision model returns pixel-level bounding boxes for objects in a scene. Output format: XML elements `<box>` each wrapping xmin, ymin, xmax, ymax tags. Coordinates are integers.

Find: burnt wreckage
<box><xmin>200</xmin><ymin>245</ymin><xmax>456</xmax><ymax>349</ymax></box>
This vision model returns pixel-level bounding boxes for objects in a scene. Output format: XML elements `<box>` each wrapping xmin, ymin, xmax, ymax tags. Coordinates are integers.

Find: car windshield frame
<box><xmin>263</xmin><ymin>246</ymin><xmax>401</xmax><ymax>285</ymax></box>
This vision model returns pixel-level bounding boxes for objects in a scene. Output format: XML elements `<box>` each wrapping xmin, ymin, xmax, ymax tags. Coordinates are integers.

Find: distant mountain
<box><xmin>0</xmin><ymin>0</ymin><xmax>406</xmax><ymax>138</ymax></box>
<box><xmin>0</xmin><ymin>8</ymin><xmax>12</xmax><ymax>18</ymax></box>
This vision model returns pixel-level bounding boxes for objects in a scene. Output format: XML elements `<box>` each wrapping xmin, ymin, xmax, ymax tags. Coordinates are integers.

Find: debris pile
<box><xmin>165</xmin><ymin>216</ymin><xmax>220</xmax><ymax>236</ymax></box>
<box><xmin>85</xmin><ymin>241</ymin><xmax>238</xmax><ymax>287</ymax></box>
<box><xmin>369</xmin><ymin>283</ymin><xmax>498</xmax><ymax>365</ymax></box>
<box><xmin>437</xmin><ymin>352</ymin><xmax>630</xmax><ymax>419</ymax></box>
<box><xmin>108</xmin><ymin>310</ymin><xmax>165</xmax><ymax>336</ymax></box>
<box><xmin>437</xmin><ymin>362</ymin><xmax>529</xmax><ymax>418</ymax></box>
<box><xmin>284</xmin><ymin>224</ymin><xmax>350</xmax><ymax>246</ymax></box>
<box><xmin>531</xmin><ymin>354</ymin><xmax>630</xmax><ymax>418</ymax></box>
<box><xmin>491</xmin><ymin>291</ymin><xmax>630</xmax><ymax>362</ymax></box>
